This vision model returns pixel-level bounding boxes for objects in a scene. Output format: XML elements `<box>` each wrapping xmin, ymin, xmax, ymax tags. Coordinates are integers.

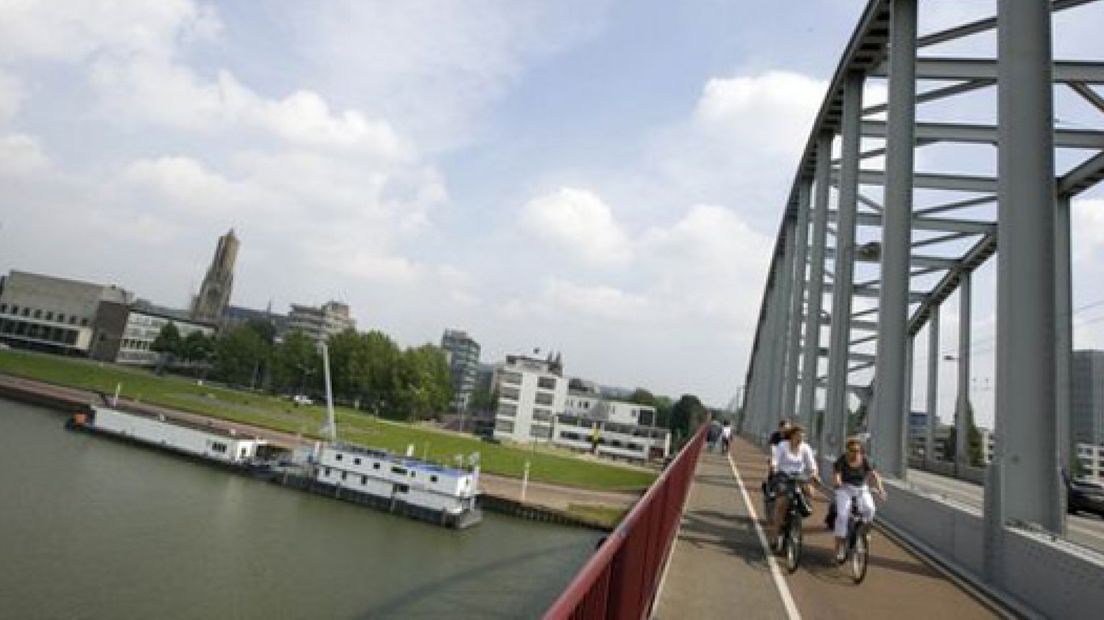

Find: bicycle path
<box><xmin>654</xmin><ymin>448</ymin><xmax>790</xmax><ymax>619</ymax></box>
<box><xmin>728</xmin><ymin>436</ymin><xmax>997</xmax><ymax>619</ymax></box>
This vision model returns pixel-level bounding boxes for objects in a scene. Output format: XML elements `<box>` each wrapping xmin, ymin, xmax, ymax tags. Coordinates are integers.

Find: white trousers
<box><xmin>834</xmin><ymin>484</ymin><xmax>875</xmax><ymax>538</ymax></box>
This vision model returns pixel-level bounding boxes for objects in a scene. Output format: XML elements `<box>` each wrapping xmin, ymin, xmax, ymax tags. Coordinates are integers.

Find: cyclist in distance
<box><xmin>768</xmin><ymin>424</ymin><xmax>818</xmax><ymax>548</ymax></box>
<box><xmin>833</xmin><ymin>436</ymin><xmax>886</xmax><ymax>563</ymax></box>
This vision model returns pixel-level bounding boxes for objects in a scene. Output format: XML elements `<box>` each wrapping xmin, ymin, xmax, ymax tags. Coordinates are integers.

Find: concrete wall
<box><xmin>880</xmin><ymin>480</ymin><xmax>1104</xmax><ymax>618</ymax></box>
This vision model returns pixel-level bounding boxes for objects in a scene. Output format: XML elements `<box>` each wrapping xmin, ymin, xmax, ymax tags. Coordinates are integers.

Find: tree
<box><xmin>393</xmin><ymin>344</ymin><xmax>451</xmax><ymax>421</ymax></box>
<box><xmin>271</xmin><ymin>330</ymin><xmax>319</xmax><ymax>394</ymax></box>
<box><xmin>943</xmin><ymin>401</ymin><xmax>985</xmax><ymax>466</ymax></box>
<box><xmin>150</xmin><ymin>322</ymin><xmax>182</xmax><ymax>374</ymax></box>
<box><xmin>669</xmin><ymin>394</ymin><xmax>709</xmax><ymax>446</ymax></box>
<box><xmin>179</xmin><ymin>331</ymin><xmax>214</xmax><ymax>375</ymax></box>
<box><xmin>628</xmin><ymin>388</ymin><xmax>657</xmax><ymax>407</ymax></box>
<box><xmin>468</xmin><ymin>385</ymin><xmax>497</xmax><ymax>414</ymax></box>
<box><xmin>213</xmin><ymin>324</ymin><xmax>270</xmax><ymax>387</ymax></box>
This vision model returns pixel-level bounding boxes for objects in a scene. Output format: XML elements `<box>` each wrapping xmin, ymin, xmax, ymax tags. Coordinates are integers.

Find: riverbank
<box><xmin>0</xmin><ymin>372</ymin><xmax>637</xmax><ymax>529</ymax></box>
<box><xmin>0</xmin><ymin>348</ymin><xmax>655</xmax><ymax>492</ymax></box>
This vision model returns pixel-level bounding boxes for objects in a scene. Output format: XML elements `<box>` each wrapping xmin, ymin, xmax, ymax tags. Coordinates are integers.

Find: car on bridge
<box><xmin>1068</xmin><ymin>478</ymin><xmax>1104</xmax><ymax>518</ymax></box>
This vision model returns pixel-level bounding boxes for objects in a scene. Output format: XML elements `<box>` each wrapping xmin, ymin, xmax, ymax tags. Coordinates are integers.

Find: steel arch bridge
<box><xmin>739</xmin><ymin>0</ymin><xmax>1104</xmax><ymax>613</ymax></box>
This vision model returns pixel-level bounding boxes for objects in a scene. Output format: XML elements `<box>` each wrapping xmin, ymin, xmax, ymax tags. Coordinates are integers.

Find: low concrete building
<box><xmin>0</xmin><ymin>270</ymin><xmax>131</xmax><ymax>355</ymax></box>
<box><xmin>554</xmin><ymin>390</ymin><xmax>670</xmax><ymax>461</ymax></box>
<box><xmin>287</xmin><ymin>301</ymin><xmax>356</xmax><ymax>344</ymax></box>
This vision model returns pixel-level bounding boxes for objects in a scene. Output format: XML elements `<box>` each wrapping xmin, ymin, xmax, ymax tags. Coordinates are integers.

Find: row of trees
<box><xmin>152</xmin><ymin>319</ymin><xmax>451</xmax><ymax>422</ymax></box>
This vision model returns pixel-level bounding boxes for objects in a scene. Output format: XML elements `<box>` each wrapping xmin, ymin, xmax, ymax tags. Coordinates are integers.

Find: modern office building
<box><xmin>191</xmin><ymin>229</ymin><xmax>239</xmax><ymax>324</ymax></box>
<box><xmin>1073</xmin><ymin>350</ymin><xmax>1104</xmax><ymax>449</ymax></box>
<box><xmin>554</xmin><ymin>390</ymin><xmax>670</xmax><ymax>461</ymax></box>
<box><xmin>492</xmin><ymin>354</ymin><xmax>567</xmax><ymax>443</ymax></box>
<box><xmin>441</xmin><ymin>329</ymin><xmax>481</xmax><ymax>412</ymax></box>
<box><xmin>222</xmin><ymin>304</ymin><xmax>288</xmax><ymax>335</ymax></box>
<box><xmin>286</xmin><ymin>301</ymin><xmax>356</xmax><ymax>345</ymax></box>
<box><xmin>0</xmin><ymin>270</ymin><xmax>132</xmax><ymax>355</ymax></box>
<box><xmin>91</xmin><ymin>300</ymin><xmax>217</xmax><ymax>366</ymax></box>
<box><xmin>1076</xmin><ymin>443</ymin><xmax>1104</xmax><ymax>483</ymax></box>
<box><xmin>907</xmin><ymin>411</ymin><xmax>929</xmax><ymax>459</ymax></box>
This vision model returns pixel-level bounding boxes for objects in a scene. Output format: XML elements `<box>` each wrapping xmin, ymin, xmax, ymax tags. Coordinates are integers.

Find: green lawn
<box><xmin>0</xmin><ymin>349</ymin><xmax>656</xmax><ymax>491</ymax></box>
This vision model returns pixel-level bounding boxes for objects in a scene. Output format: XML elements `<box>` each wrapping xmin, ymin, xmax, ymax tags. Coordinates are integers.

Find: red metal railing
<box><xmin>544</xmin><ymin>425</ymin><xmax>707</xmax><ymax>620</ymax></box>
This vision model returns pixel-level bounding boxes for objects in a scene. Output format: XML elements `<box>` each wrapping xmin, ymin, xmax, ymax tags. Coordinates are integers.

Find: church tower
<box><xmin>192</xmin><ymin>229</ymin><xmax>239</xmax><ymax>324</ymax></box>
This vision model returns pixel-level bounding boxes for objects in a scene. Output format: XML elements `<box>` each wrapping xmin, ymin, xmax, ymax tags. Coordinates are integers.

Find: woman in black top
<box><xmin>832</xmin><ymin>437</ymin><xmax>886</xmax><ymax>563</ymax></box>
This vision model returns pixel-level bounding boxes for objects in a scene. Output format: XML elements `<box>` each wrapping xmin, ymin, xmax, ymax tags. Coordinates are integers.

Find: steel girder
<box><xmin>740</xmin><ymin>0</ymin><xmax>1103</xmax><ymax>549</ymax></box>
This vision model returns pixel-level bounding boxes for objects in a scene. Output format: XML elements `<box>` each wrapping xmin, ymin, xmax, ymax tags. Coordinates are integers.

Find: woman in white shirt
<box><xmin>768</xmin><ymin>425</ymin><xmax>819</xmax><ymax>548</ymax></box>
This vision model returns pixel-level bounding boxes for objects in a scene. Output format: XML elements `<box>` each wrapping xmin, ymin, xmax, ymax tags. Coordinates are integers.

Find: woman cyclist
<box><xmin>768</xmin><ymin>425</ymin><xmax>818</xmax><ymax>549</ymax></box>
<box><xmin>833</xmin><ymin>436</ymin><xmax>886</xmax><ymax>563</ymax></box>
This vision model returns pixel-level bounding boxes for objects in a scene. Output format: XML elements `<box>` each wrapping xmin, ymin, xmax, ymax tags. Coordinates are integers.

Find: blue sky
<box><xmin>1</xmin><ymin>1</ymin><xmax>1102</xmax><ymax>421</ymax></box>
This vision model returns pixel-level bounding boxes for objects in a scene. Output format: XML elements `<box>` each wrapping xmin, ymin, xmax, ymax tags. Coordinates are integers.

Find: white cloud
<box><xmin>520</xmin><ymin>187</ymin><xmax>632</xmax><ymax>267</ymax></box>
<box><xmin>693</xmin><ymin>71</ymin><xmax>826</xmax><ymax>157</ymax></box>
<box><xmin>0</xmin><ymin>69</ymin><xmax>23</xmax><ymax>124</ymax></box>
<box><xmin>542</xmin><ymin>278</ymin><xmax>649</xmax><ymax>321</ymax></box>
<box><xmin>0</xmin><ymin>0</ymin><xmax>219</xmax><ymax>63</ymax></box>
<box><xmin>0</xmin><ymin>133</ymin><xmax>48</xmax><ymax>175</ymax></box>
<box><xmin>308</xmin><ymin>0</ymin><xmax>611</xmax><ymax>149</ymax></box>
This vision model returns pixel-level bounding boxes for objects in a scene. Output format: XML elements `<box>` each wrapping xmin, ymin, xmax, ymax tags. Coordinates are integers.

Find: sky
<box><xmin>0</xmin><ymin>1</ymin><xmax>1102</xmax><ymax>418</ymax></box>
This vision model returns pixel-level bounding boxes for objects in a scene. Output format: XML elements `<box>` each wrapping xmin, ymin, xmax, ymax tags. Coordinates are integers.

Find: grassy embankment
<box><xmin>0</xmin><ymin>349</ymin><xmax>655</xmax><ymax>493</ymax></box>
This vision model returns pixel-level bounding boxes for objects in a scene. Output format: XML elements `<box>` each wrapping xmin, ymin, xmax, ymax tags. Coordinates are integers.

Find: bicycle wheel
<box><xmin>850</xmin><ymin>529</ymin><xmax>869</xmax><ymax>584</ymax></box>
<box><xmin>784</xmin><ymin>516</ymin><xmax>802</xmax><ymax>573</ymax></box>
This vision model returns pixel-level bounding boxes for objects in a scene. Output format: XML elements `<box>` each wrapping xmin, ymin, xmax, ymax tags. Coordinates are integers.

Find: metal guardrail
<box><xmin>544</xmin><ymin>425</ymin><xmax>707</xmax><ymax>620</ymax></box>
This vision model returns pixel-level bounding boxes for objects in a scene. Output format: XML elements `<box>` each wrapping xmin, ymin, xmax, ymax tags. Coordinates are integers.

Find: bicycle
<box><xmin>839</xmin><ymin>487</ymin><xmax>871</xmax><ymax>584</ymax></box>
<box><xmin>774</xmin><ymin>473</ymin><xmax>811</xmax><ymax>574</ymax></box>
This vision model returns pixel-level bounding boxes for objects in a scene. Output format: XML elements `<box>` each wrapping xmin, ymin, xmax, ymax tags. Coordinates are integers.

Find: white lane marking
<box><xmin>728</xmin><ymin>453</ymin><xmax>803</xmax><ymax>620</ymax></box>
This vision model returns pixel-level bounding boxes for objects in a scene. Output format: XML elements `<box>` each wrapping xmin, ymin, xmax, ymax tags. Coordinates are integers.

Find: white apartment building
<box><xmin>492</xmin><ymin>355</ymin><xmax>566</xmax><ymax>443</ymax></box>
<box><xmin>554</xmin><ymin>390</ymin><xmax>670</xmax><ymax>461</ymax></box>
<box><xmin>287</xmin><ymin>301</ymin><xmax>356</xmax><ymax>345</ymax></box>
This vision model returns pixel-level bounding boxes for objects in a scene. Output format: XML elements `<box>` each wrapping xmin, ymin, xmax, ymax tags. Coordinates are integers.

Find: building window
<box><xmin>45</xmin><ymin>311</ymin><xmax>53</xmax><ymax>321</ymax></box>
<box><xmin>530</xmin><ymin>425</ymin><xmax>552</xmax><ymax>440</ymax></box>
<box><xmin>80</xmin><ymin>318</ymin><xmax>88</xmax><ymax>326</ymax></box>
<box><xmin>500</xmin><ymin>386</ymin><xmax>520</xmax><ymax>401</ymax></box>
<box><xmin>361</xmin><ymin>475</ymin><xmax>368</xmax><ymax>484</ymax></box>
<box><xmin>335</xmin><ymin>453</ymin><xmax>343</xmax><ymax>461</ymax></box>
<box><xmin>22</xmin><ymin>307</ymin><xmax>30</xmax><ymax>317</ymax></box>
<box><xmin>341</xmin><ymin>472</ymin><xmax>347</xmax><ymax>481</ymax></box>
<box><xmin>430</xmin><ymin>475</ymin><xmax>438</xmax><ymax>483</ymax></box>
<box><xmin>537</xmin><ymin>376</ymin><xmax>556</xmax><ymax>390</ymax></box>
<box><xmin>373</xmin><ymin>462</ymin><xmax>381</xmax><ymax>470</ymax></box>
<box><xmin>33</xmin><ymin>309</ymin><xmax>42</xmax><ymax>319</ymax></box>
<box><xmin>69</xmin><ymin>316</ymin><xmax>77</xmax><ymax>325</ymax></box>
<box><xmin>0</xmin><ymin>304</ymin><xmax>6</xmax><ymax>313</ymax></box>
<box><xmin>325</xmin><ymin>467</ymin><xmax>331</xmax><ymax>476</ymax></box>
<box><xmin>497</xmin><ymin>402</ymin><xmax>518</xmax><ymax>417</ymax></box>
<box><xmin>500</xmin><ymin>371</ymin><xmax>522</xmax><ymax>385</ymax></box>
<box><xmin>535</xmin><ymin>391</ymin><xmax>554</xmax><ymax>406</ymax></box>
<box><xmin>496</xmin><ymin>419</ymin><xmax>515</xmax><ymax>434</ymax></box>
<box><xmin>533</xmin><ymin>408</ymin><xmax>553</xmax><ymax>422</ymax></box>
<box><xmin>391</xmin><ymin>466</ymin><xmax>407</xmax><ymax>475</ymax></box>
<box><xmin>409</xmin><ymin>471</ymin><xmax>416</xmax><ymax>478</ymax></box>
<box><xmin>354</xmin><ymin>457</ymin><xmax>361</xmax><ymax>465</ymax></box>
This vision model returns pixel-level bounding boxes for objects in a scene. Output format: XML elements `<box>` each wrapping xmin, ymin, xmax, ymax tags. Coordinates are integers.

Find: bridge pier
<box><xmin>799</xmin><ymin>133</ymin><xmax>833</xmax><ymax>435</ymax></box>
<box><xmin>994</xmin><ymin>0</ymin><xmax>1062</xmax><ymax>534</ymax></box>
<box><xmin>824</xmin><ymin>70</ymin><xmax>863</xmax><ymax>467</ymax></box>
<box><xmin>870</xmin><ymin>0</ymin><xmax>918</xmax><ymax>479</ymax></box>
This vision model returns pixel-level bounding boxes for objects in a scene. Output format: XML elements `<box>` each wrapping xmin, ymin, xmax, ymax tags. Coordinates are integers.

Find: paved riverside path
<box><xmin>654</xmin><ymin>436</ymin><xmax>998</xmax><ymax>619</ymax></box>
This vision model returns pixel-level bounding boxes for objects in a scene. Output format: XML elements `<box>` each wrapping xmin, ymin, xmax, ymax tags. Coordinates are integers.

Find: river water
<box><xmin>0</xmin><ymin>399</ymin><xmax>600</xmax><ymax>619</ymax></box>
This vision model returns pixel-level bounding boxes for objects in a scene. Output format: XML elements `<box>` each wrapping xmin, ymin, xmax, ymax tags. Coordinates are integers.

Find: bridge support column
<box><xmin>871</xmin><ymin>0</ymin><xmax>917</xmax><ymax>479</ymax></box>
<box><xmin>994</xmin><ymin>0</ymin><xmax>1061</xmax><ymax>532</ymax></box>
<box><xmin>773</xmin><ymin>225</ymin><xmax>797</xmax><ymax>425</ymax></box>
<box><xmin>1055</xmin><ymin>193</ymin><xmax>1072</xmax><ymax>528</ymax></box>
<box><xmin>825</xmin><ymin>70</ymin><xmax>864</xmax><ymax>466</ymax></box>
<box><xmin>783</xmin><ymin>181</ymin><xmax>812</xmax><ymax>422</ymax></box>
<box><xmin>925</xmin><ymin>306</ymin><xmax>939</xmax><ymax>465</ymax></box>
<box><xmin>800</xmin><ymin>133</ymin><xmax>834</xmax><ymax>437</ymax></box>
<box><xmin>955</xmin><ymin>271</ymin><xmax>971</xmax><ymax>476</ymax></box>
